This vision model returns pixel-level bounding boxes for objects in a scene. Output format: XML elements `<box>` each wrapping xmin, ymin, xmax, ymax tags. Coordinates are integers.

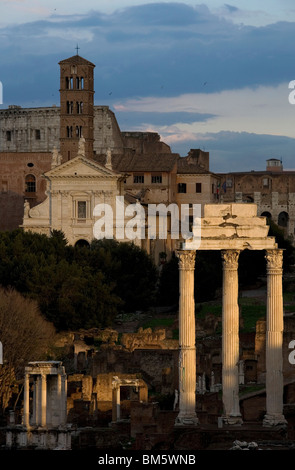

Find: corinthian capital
<box><xmin>265</xmin><ymin>249</ymin><xmax>283</xmax><ymax>270</ymax></box>
<box><xmin>177</xmin><ymin>250</ymin><xmax>196</xmax><ymax>271</ymax></box>
<box><xmin>221</xmin><ymin>249</ymin><xmax>240</xmax><ymax>269</ymax></box>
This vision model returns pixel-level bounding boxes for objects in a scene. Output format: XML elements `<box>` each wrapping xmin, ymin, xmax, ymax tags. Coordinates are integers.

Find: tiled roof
<box><xmin>95</xmin><ymin>153</ymin><xmax>179</xmax><ymax>172</ymax></box>
<box><xmin>58</xmin><ymin>55</ymin><xmax>95</xmax><ymax>67</ymax></box>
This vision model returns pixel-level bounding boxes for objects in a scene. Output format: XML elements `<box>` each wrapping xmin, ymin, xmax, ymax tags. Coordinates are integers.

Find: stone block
<box><xmin>203</xmin><ymin>203</ymin><xmax>258</xmax><ymax>218</ymax></box>
<box><xmin>236</xmin><ymin>225</ymin><xmax>270</xmax><ymax>238</ymax></box>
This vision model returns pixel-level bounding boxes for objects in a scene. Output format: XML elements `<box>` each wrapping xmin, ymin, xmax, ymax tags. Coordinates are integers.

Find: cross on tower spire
<box><xmin>75</xmin><ymin>44</ymin><xmax>80</xmax><ymax>55</ymax></box>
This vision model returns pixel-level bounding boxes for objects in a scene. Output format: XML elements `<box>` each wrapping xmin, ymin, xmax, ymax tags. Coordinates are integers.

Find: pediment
<box><xmin>45</xmin><ymin>156</ymin><xmax>122</xmax><ymax>179</ymax></box>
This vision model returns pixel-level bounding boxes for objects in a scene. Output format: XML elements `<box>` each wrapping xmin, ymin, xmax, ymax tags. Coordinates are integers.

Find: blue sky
<box><xmin>1</xmin><ymin>0</ymin><xmax>295</xmax><ymax>172</ymax></box>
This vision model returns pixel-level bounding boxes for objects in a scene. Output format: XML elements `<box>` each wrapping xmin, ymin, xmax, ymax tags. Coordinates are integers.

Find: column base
<box><xmin>175</xmin><ymin>414</ymin><xmax>199</xmax><ymax>426</ymax></box>
<box><xmin>222</xmin><ymin>414</ymin><xmax>243</xmax><ymax>426</ymax></box>
<box><xmin>263</xmin><ymin>414</ymin><xmax>287</xmax><ymax>428</ymax></box>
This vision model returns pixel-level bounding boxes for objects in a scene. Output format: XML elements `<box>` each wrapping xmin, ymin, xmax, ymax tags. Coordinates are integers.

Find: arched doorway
<box><xmin>75</xmin><ymin>239</ymin><xmax>90</xmax><ymax>248</ymax></box>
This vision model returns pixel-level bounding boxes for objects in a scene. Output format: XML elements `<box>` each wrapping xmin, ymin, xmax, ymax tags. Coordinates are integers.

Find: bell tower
<box><xmin>59</xmin><ymin>52</ymin><xmax>95</xmax><ymax>161</ymax></box>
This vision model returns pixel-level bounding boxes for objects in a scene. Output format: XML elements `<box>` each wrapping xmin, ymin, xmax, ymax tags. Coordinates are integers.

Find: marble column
<box><xmin>221</xmin><ymin>249</ymin><xmax>242</xmax><ymax>425</ymax></box>
<box><xmin>263</xmin><ymin>249</ymin><xmax>287</xmax><ymax>427</ymax></box>
<box><xmin>36</xmin><ymin>375</ymin><xmax>41</xmax><ymax>426</ymax></box>
<box><xmin>57</xmin><ymin>373</ymin><xmax>62</xmax><ymax>426</ymax></box>
<box><xmin>32</xmin><ymin>377</ymin><xmax>38</xmax><ymax>425</ymax></box>
<box><xmin>41</xmin><ymin>373</ymin><xmax>47</xmax><ymax>427</ymax></box>
<box><xmin>61</xmin><ymin>373</ymin><xmax>67</xmax><ymax>424</ymax></box>
<box><xmin>23</xmin><ymin>372</ymin><xmax>30</xmax><ymax>428</ymax></box>
<box><xmin>175</xmin><ymin>250</ymin><xmax>198</xmax><ymax>426</ymax></box>
<box><xmin>112</xmin><ymin>385</ymin><xmax>120</xmax><ymax>422</ymax></box>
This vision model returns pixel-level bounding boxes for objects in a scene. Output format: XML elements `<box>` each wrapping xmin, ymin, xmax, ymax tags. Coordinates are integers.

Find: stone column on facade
<box><xmin>57</xmin><ymin>372</ymin><xmax>62</xmax><ymax>427</ymax></box>
<box><xmin>23</xmin><ymin>372</ymin><xmax>30</xmax><ymax>428</ymax></box>
<box><xmin>32</xmin><ymin>377</ymin><xmax>38</xmax><ymax>426</ymax></box>
<box><xmin>221</xmin><ymin>249</ymin><xmax>243</xmax><ymax>425</ymax></box>
<box><xmin>57</xmin><ymin>372</ymin><xmax>67</xmax><ymax>426</ymax></box>
<box><xmin>35</xmin><ymin>375</ymin><xmax>41</xmax><ymax>426</ymax></box>
<box><xmin>175</xmin><ymin>250</ymin><xmax>199</xmax><ymax>426</ymax></box>
<box><xmin>40</xmin><ymin>373</ymin><xmax>47</xmax><ymax>427</ymax></box>
<box><xmin>112</xmin><ymin>385</ymin><xmax>120</xmax><ymax>422</ymax></box>
<box><xmin>61</xmin><ymin>373</ymin><xmax>67</xmax><ymax>425</ymax></box>
<box><xmin>263</xmin><ymin>249</ymin><xmax>287</xmax><ymax>427</ymax></box>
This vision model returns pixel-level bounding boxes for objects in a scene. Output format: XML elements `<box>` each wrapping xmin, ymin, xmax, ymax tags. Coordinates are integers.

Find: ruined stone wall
<box><xmin>0</xmin><ymin>106</ymin><xmax>60</xmax><ymax>152</ymax></box>
<box><xmin>121</xmin><ymin>132</ymin><xmax>171</xmax><ymax>154</ymax></box>
<box><xmin>132</xmin><ymin>349</ymin><xmax>179</xmax><ymax>395</ymax></box>
<box><xmin>0</xmin><ymin>105</ymin><xmax>124</xmax><ymax>155</ymax></box>
<box><xmin>220</xmin><ymin>172</ymin><xmax>295</xmax><ymax>242</ymax></box>
<box><xmin>89</xmin><ymin>348</ymin><xmax>178</xmax><ymax>396</ymax></box>
<box><xmin>120</xmin><ymin>327</ymin><xmax>178</xmax><ymax>352</ymax></box>
<box><xmin>93</xmin><ymin>106</ymin><xmax>124</xmax><ymax>155</ymax></box>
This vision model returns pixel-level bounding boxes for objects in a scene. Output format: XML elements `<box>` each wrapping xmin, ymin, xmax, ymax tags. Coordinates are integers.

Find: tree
<box><xmin>0</xmin><ymin>230</ymin><xmax>158</xmax><ymax>330</ymax></box>
<box><xmin>0</xmin><ymin>287</ymin><xmax>56</xmax><ymax>411</ymax></box>
<box><xmin>88</xmin><ymin>239</ymin><xmax>158</xmax><ymax>312</ymax></box>
<box><xmin>157</xmin><ymin>254</ymin><xmax>179</xmax><ymax>305</ymax></box>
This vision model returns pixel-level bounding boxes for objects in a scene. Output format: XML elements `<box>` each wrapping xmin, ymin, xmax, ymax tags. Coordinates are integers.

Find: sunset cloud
<box><xmin>0</xmin><ymin>2</ymin><xmax>295</xmax><ymax>171</ymax></box>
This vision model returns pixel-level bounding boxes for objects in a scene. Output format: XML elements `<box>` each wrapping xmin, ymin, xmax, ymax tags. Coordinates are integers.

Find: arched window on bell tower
<box><xmin>77</xmin><ymin>102</ymin><xmax>83</xmax><ymax>114</ymax></box>
<box><xmin>76</xmin><ymin>126</ymin><xmax>82</xmax><ymax>138</ymax></box>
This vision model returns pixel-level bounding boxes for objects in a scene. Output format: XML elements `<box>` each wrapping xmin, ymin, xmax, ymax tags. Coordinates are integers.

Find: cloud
<box><xmin>1</xmin><ymin>3</ymin><xmax>295</xmax><ymax>102</ymax></box>
<box><xmin>113</xmin><ymin>83</ymin><xmax>295</xmax><ymax>137</ymax></box>
<box><xmin>214</xmin><ymin>2</ymin><xmax>277</xmax><ymax>26</ymax></box>
<box><xmin>224</xmin><ymin>4</ymin><xmax>239</xmax><ymax>14</ymax></box>
<box><xmin>167</xmin><ymin>131</ymin><xmax>295</xmax><ymax>172</ymax></box>
<box><xmin>0</xmin><ymin>2</ymin><xmax>295</xmax><ymax>168</ymax></box>
<box><xmin>112</xmin><ymin>82</ymin><xmax>295</xmax><ymax>167</ymax></box>
<box><xmin>114</xmin><ymin>110</ymin><xmax>216</xmax><ymax>128</ymax></box>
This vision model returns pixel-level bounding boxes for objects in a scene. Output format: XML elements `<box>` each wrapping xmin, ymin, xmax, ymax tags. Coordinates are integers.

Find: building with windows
<box><xmin>219</xmin><ymin>158</ymin><xmax>295</xmax><ymax>242</ymax></box>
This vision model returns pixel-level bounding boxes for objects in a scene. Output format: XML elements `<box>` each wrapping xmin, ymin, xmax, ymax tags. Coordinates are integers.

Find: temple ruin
<box><xmin>3</xmin><ymin>203</ymin><xmax>291</xmax><ymax>450</ymax></box>
<box><xmin>176</xmin><ymin>203</ymin><xmax>287</xmax><ymax>427</ymax></box>
<box><xmin>6</xmin><ymin>361</ymin><xmax>71</xmax><ymax>450</ymax></box>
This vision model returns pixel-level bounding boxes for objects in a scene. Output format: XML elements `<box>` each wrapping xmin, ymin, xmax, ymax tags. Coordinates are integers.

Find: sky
<box><xmin>1</xmin><ymin>0</ymin><xmax>295</xmax><ymax>172</ymax></box>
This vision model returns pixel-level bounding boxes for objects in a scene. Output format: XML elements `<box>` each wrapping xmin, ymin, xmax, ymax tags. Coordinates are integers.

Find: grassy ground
<box><xmin>195</xmin><ymin>297</ymin><xmax>266</xmax><ymax>333</ymax></box>
<box><xmin>138</xmin><ymin>287</ymin><xmax>295</xmax><ymax>335</ymax></box>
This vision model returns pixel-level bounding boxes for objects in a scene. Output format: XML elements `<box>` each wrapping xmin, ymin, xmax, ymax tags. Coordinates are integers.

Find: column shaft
<box><xmin>221</xmin><ymin>249</ymin><xmax>242</xmax><ymax>425</ymax></box>
<box><xmin>112</xmin><ymin>386</ymin><xmax>120</xmax><ymax>422</ymax></box>
<box><xmin>176</xmin><ymin>250</ymin><xmax>198</xmax><ymax>425</ymax></box>
<box><xmin>263</xmin><ymin>249</ymin><xmax>287</xmax><ymax>427</ymax></box>
<box><xmin>23</xmin><ymin>372</ymin><xmax>30</xmax><ymax>428</ymax></box>
<box><xmin>41</xmin><ymin>373</ymin><xmax>47</xmax><ymax>427</ymax></box>
<box><xmin>62</xmin><ymin>374</ymin><xmax>67</xmax><ymax>425</ymax></box>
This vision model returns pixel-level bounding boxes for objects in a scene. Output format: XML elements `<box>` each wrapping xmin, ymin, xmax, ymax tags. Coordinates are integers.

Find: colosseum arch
<box><xmin>278</xmin><ymin>211</ymin><xmax>289</xmax><ymax>228</ymax></box>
